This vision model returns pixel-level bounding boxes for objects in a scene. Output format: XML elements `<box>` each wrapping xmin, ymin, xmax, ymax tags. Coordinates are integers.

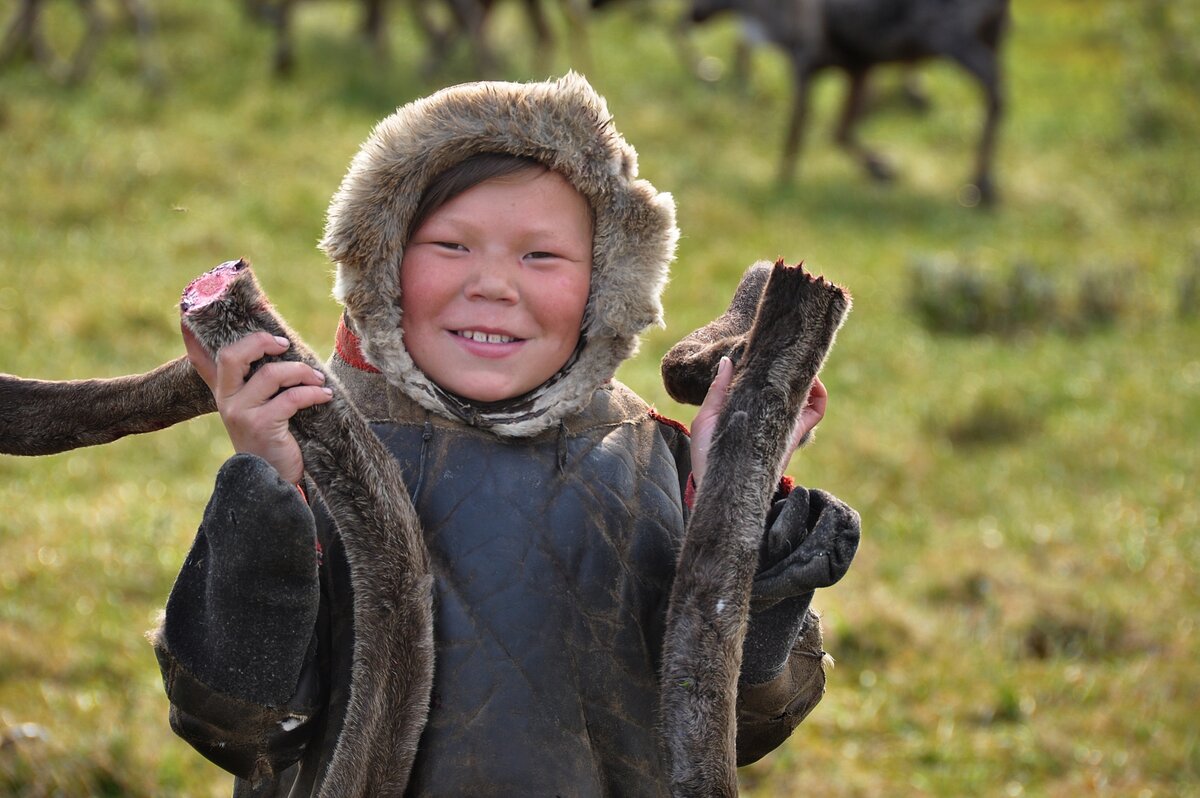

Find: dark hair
<box><xmin>407</xmin><ymin>153</ymin><xmax>548</xmax><ymax>241</ymax></box>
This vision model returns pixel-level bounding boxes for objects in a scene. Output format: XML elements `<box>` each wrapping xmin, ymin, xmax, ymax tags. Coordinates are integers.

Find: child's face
<box><xmin>399</xmin><ymin>169</ymin><xmax>593</xmax><ymax>403</ymax></box>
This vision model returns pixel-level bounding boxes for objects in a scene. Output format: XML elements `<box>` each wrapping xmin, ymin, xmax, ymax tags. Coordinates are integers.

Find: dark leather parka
<box><xmin>154</xmin><ymin>357</ymin><xmax>829</xmax><ymax>798</ymax></box>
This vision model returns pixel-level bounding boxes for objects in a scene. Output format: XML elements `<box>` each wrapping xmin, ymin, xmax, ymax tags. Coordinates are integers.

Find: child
<box><xmin>154</xmin><ymin>72</ymin><xmax>860</xmax><ymax>796</ymax></box>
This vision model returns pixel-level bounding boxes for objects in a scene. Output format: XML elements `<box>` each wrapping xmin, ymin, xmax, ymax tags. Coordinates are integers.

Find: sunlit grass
<box><xmin>2</xmin><ymin>0</ymin><xmax>1199</xmax><ymax>794</ymax></box>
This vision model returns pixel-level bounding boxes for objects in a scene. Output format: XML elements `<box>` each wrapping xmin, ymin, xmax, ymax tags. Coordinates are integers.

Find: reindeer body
<box><xmin>245</xmin><ymin>0</ymin><xmax>588</xmax><ymax>77</ymax></box>
<box><xmin>0</xmin><ymin>0</ymin><xmax>164</xmax><ymax>88</ymax></box>
<box><xmin>692</xmin><ymin>0</ymin><xmax>1009</xmax><ymax>203</ymax></box>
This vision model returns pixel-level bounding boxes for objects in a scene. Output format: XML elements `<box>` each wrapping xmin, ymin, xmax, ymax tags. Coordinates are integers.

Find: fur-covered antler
<box><xmin>0</xmin><ymin>357</ymin><xmax>214</xmax><ymax>456</ymax></box>
<box><xmin>0</xmin><ymin>259</ymin><xmax>435</xmax><ymax>796</ymax></box>
<box><xmin>659</xmin><ymin>261</ymin><xmax>775</xmax><ymax>406</ymax></box>
<box><xmin>177</xmin><ymin>259</ymin><xmax>434</xmax><ymax>797</ymax></box>
<box><xmin>658</xmin><ymin>259</ymin><xmax>851</xmax><ymax>797</ymax></box>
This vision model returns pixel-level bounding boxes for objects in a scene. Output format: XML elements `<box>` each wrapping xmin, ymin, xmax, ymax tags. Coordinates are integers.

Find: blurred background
<box><xmin>1</xmin><ymin>0</ymin><xmax>1197</xmax><ymax>795</ymax></box>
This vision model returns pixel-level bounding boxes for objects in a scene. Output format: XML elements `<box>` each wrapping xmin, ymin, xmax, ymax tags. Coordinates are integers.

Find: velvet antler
<box><xmin>658</xmin><ymin>260</ymin><xmax>851</xmax><ymax>797</ymax></box>
<box><xmin>177</xmin><ymin>259</ymin><xmax>434</xmax><ymax>796</ymax></box>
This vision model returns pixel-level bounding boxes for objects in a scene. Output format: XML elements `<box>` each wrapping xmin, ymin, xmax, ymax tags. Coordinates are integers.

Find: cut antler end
<box><xmin>180</xmin><ymin>258</ymin><xmax>250</xmax><ymax>314</ymax></box>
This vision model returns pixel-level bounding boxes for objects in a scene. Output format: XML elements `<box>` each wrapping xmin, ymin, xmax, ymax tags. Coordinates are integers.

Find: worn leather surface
<box><xmin>376</xmin><ymin>408</ymin><xmax>686</xmax><ymax>795</ymax></box>
<box><xmin>161</xmin><ymin>454</ymin><xmax>320</xmax><ymax>706</ymax></box>
<box><xmin>156</xmin><ymin>381</ymin><xmax>833</xmax><ymax>796</ymax></box>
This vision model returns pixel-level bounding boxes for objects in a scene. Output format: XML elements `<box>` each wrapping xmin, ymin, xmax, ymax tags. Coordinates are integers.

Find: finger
<box><xmin>689</xmin><ymin>356</ymin><xmax>735</xmax><ymax>490</ymax></box>
<box><xmin>788</xmin><ymin>376</ymin><xmax>828</xmax><ymax>449</ymax></box>
<box><xmin>696</xmin><ymin>355</ymin><xmax>734</xmax><ymax>426</ymax></box>
<box><xmin>264</xmin><ymin>384</ymin><xmax>335</xmax><ymax>418</ymax></box>
<box><xmin>213</xmin><ymin>332</ymin><xmax>292</xmax><ymax>399</ymax></box>
<box><xmin>181</xmin><ymin>323</ymin><xmax>218</xmax><ymax>389</ymax></box>
<box><xmin>234</xmin><ymin>361</ymin><xmax>328</xmax><ymax>407</ymax></box>
<box><xmin>787</xmin><ymin>415</ymin><xmax>810</xmax><ymax>453</ymax></box>
<box><xmin>805</xmin><ymin>376</ymin><xmax>828</xmax><ymax>419</ymax></box>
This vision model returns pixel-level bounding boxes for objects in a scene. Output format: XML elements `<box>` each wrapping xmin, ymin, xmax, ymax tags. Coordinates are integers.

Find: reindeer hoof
<box><xmin>866</xmin><ymin>156</ymin><xmax>895</xmax><ymax>182</ymax></box>
<box><xmin>958</xmin><ymin>178</ymin><xmax>997</xmax><ymax>208</ymax></box>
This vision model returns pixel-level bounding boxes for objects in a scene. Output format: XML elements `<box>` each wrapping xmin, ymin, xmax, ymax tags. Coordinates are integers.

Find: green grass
<box><xmin>2</xmin><ymin>0</ymin><xmax>1198</xmax><ymax>795</ymax></box>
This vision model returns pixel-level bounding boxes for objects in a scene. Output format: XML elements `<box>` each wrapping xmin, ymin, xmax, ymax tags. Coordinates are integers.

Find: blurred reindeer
<box><xmin>0</xmin><ymin>0</ymin><xmax>164</xmax><ymax>89</ymax></box>
<box><xmin>414</xmin><ymin>0</ymin><xmax>590</xmax><ymax>77</ymax></box>
<box><xmin>690</xmin><ymin>0</ymin><xmax>1009</xmax><ymax>204</ymax></box>
<box><xmin>247</xmin><ymin>0</ymin><xmax>589</xmax><ymax>77</ymax></box>
<box><xmin>593</xmin><ymin>0</ymin><xmax>929</xmax><ymax>109</ymax></box>
<box><xmin>243</xmin><ymin>0</ymin><xmax>390</xmax><ymax>75</ymax></box>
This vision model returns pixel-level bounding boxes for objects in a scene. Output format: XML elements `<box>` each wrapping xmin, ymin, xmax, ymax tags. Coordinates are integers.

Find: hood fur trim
<box><xmin>320</xmin><ymin>72</ymin><xmax>678</xmax><ymax>437</ymax></box>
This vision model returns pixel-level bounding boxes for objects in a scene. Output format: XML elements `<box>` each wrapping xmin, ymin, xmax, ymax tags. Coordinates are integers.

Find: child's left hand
<box><xmin>688</xmin><ymin>356</ymin><xmax>828</xmax><ymax>492</ymax></box>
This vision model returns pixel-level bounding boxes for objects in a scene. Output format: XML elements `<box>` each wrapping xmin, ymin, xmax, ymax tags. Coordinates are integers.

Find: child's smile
<box><xmin>399</xmin><ymin>168</ymin><xmax>593</xmax><ymax>402</ymax></box>
<box><xmin>455</xmin><ymin>330</ymin><xmax>517</xmax><ymax>345</ymax></box>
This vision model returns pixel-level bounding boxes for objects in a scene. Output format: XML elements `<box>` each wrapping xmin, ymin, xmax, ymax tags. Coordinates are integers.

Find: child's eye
<box><xmin>434</xmin><ymin>242</ymin><xmax>467</xmax><ymax>252</ymax></box>
<box><xmin>525</xmin><ymin>251</ymin><xmax>558</xmax><ymax>260</ymax></box>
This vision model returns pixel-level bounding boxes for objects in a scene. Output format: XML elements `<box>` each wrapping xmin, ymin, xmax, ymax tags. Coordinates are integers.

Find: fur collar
<box><xmin>319</xmin><ymin>72</ymin><xmax>678</xmax><ymax>437</ymax></box>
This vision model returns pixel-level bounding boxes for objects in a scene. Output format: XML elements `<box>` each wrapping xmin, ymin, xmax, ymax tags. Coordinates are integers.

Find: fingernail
<box><xmin>274</xmin><ymin>336</ymin><xmax>290</xmax><ymax>347</ymax></box>
<box><xmin>718</xmin><ymin>356</ymin><xmax>731</xmax><ymax>376</ymax></box>
<box><xmin>312</xmin><ymin>368</ymin><xmax>325</xmax><ymax>381</ymax></box>
<box><xmin>322</xmin><ymin>387</ymin><xmax>333</xmax><ymax>396</ymax></box>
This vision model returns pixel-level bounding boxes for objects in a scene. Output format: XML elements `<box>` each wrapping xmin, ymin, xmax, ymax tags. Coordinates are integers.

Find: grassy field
<box><xmin>1</xmin><ymin>0</ymin><xmax>1198</xmax><ymax>795</ymax></box>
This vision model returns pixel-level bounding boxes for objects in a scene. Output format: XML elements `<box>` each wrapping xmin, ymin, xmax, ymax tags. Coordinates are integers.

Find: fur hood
<box><xmin>320</xmin><ymin>72</ymin><xmax>679</xmax><ymax>437</ymax></box>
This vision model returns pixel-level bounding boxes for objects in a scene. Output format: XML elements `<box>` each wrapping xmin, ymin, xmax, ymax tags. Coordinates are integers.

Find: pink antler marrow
<box><xmin>180</xmin><ymin>258</ymin><xmax>251</xmax><ymax>314</ymax></box>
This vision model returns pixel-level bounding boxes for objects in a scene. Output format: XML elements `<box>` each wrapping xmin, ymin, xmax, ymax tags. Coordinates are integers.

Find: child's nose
<box><xmin>465</xmin><ymin>260</ymin><xmax>519</xmax><ymax>303</ymax></box>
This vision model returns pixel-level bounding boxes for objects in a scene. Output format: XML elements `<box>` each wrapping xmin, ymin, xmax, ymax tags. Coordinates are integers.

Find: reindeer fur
<box><xmin>659</xmin><ymin>260</ymin><xmax>773</xmax><ymax>406</ymax></box>
<box><xmin>166</xmin><ymin>259</ymin><xmax>434</xmax><ymax>797</ymax></box>
<box><xmin>0</xmin><ymin>356</ymin><xmax>213</xmax><ymax>456</ymax></box>
<box><xmin>690</xmin><ymin>0</ymin><xmax>1009</xmax><ymax>203</ymax></box>
<box><xmin>658</xmin><ymin>259</ymin><xmax>850</xmax><ymax>796</ymax></box>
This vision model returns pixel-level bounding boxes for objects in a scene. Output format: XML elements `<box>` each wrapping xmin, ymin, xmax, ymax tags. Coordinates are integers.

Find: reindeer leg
<box><xmin>65</xmin><ymin>0</ymin><xmax>106</xmax><ymax>85</ymax></box>
<box><xmin>835</xmin><ymin>68</ymin><xmax>895</xmax><ymax>182</ymax></box>
<box><xmin>410</xmin><ymin>0</ymin><xmax>451</xmax><ymax>77</ymax></box>
<box><xmin>660</xmin><ymin>261</ymin><xmax>773</xmax><ymax>405</ymax></box>
<box><xmin>0</xmin><ymin>0</ymin><xmax>42</xmax><ymax>66</ymax></box>
<box><xmin>659</xmin><ymin>261</ymin><xmax>851</xmax><ymax>797</ymax></box>
<box><xmin>362</xmin><ymin>0</ymin><xmax>389</xmax><ymax>61</ymax></box>
<box><xmin>272</xmin><ymin>0</ymin><xmax>296</xmax><ymax>76</ymax></box>
<box><xmin>560</xmin><ymin>0</ymin><xmax>592</xmax><ymax>74</ymax></box>
<box><xmin>113</xmin><ymin>0</ymin><xmax>165</xmax><ymax>91</ymax></box>
<box><xmin>948</xmin><ymin>43</ymin><xmax>1003</xmax><ymax>206</ymax></box>
<box><xmin>779</xmin><ymin>61</ymin><xmax>812</xmax><ymax>185</ymax></box>
<box><xmin>522</xmin><ymin>0</ymin><xmax>553</xmax><ymax>74</ymax></box>
<box><xmin>449</xmin><ymin>0</ymin><xmax>496</xmax><ymax>79</ymax></box>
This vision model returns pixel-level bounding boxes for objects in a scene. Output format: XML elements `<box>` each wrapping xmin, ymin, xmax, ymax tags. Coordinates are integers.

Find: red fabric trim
<box><xmin>335</xmin><ymin>316</ymin><xmax>380</xmax><ymax>373</ymax></box>
<box><xmin>648</xmin><ymin>408</ymin><xmax>689</xmax><ymax>437</ymax></box>
<box><xmin>778</xmin><ymin>474</ymin><xmax>796</xmax><ymax>497</ymax></box>
<box><xmin>295</xmin><ymin>482</ymin><xmax>307</xmax><ymax>503</ymax></box>
<box><xmin>684</xmin><ymin>472</ymin><xmax>697</xmax><ymax>510</ymax></box>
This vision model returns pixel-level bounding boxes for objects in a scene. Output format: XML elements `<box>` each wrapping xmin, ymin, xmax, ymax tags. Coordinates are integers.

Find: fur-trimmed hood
<box><xmin>320</xmin><ymin>72</ymin><xmax>679</xmax><ymax>437</ymax></box>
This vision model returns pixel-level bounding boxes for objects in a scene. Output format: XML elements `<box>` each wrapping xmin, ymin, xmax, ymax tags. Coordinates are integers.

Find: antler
<box><xmin>658</xmin><ymin>260</ymin><xmax>851</xmax><ymax>797</ymax></box>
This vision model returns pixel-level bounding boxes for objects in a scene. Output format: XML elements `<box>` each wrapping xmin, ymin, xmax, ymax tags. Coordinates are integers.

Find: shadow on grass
<box><xmin>752</xmin><ymin>172</ymin><xmax>997</xmax><ymax>239</ymax></box>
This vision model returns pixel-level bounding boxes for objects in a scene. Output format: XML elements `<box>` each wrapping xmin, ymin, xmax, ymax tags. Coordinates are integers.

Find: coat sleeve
<box><xmin>652</xmin><ymin>415</ymin><xmax>831</xmax><ymax>765</ymax></box>
<box><xmin>149</xmin><ymin>453</ymin><xmax>326</xmax><ymax>783</ymax></box>
<box><xmin>734</xmin><ymin>609</ymin><xmax>828</xmax><ymax>766</ymax></box>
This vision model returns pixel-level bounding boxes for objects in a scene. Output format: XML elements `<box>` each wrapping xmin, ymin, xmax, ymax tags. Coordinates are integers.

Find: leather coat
<box><xmin>154</xmin><ymin>359</ymin><xmax>829</xmax><ymax>797</ymax></box>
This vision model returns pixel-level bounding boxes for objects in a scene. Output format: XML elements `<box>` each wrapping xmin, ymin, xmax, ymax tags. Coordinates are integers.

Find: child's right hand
<box><xmin>182</xmin><ymin>326</ymin><xmax>333</xmax><ymax>485</ymax></box>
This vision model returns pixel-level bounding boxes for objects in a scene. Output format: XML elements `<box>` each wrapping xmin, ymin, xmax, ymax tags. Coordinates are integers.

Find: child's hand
<box><xmin>182</xmin><ymin>325</ymin><xmax>332</xmax><ymax>485</ymax></box>
<box><xmin>688</xmin><ymin>357</ymin><xmax>828</xmax><ymax>491</ymax></box>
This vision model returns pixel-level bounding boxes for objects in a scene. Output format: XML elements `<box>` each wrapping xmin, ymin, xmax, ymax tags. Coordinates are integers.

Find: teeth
<box><xmin>459</xmin><ymin>330</ymin><xmax>514</xmax><ymax>344</ymax></box>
